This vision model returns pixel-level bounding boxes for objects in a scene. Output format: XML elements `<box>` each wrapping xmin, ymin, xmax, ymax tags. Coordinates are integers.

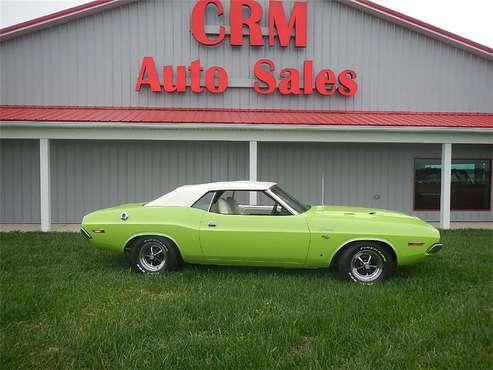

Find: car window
<box><xmin>269</xmin><ymin>185</ymin><xmax>309</xmax><ymax>214</ymax></box>
<box><xmin>209</xmin><ymin>190</ymin><xmax>291</xmax><ymax>216</ymax></box>
<box><xmin>191</xmin><ymin>191</ymin><xmax>215</xmax><ymax>211</ymax></box>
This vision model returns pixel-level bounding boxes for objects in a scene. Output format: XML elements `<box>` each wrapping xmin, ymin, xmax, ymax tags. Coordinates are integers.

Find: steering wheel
<box><xmin>271</xmin><ymin>203</ymin><xmax>279</xmax><ymax>215</ymax></box>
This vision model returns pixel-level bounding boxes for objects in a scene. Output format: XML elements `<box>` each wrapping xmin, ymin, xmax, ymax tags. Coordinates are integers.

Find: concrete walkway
<box><xmin>0</xmin><ymin>222</ymin><xmax>491</xmax><ymax>232</ymax></box>
<box><xmin>0</xmin><ymin>224</ymin><xmax>81</xmax><ymax>232</ymax></box>
<box><xmin>429</xmin><ymin>222</ymin><xmax>492</xmax><ymax>230</ymax></box>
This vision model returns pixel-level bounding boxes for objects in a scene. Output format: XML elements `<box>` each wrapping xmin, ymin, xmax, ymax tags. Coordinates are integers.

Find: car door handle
<box><xmin>208</xmin><ymin>221</ymin><xmax>217</xmax><ymax>228</ymax></box>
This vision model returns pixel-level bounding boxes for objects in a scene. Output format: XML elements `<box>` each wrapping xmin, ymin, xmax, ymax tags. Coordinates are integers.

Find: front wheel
<box><xmin>337</xmin><ymin>241</ymin><xmax>396</xmax><ymax>284</ymax></box>
<box><xmin>129</xmin><ymin>237</ymin><xmax>181</xmax><ymax>273</ymax></box>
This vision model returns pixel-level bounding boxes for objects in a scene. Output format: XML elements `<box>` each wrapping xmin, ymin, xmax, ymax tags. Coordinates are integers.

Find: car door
<box><xmin>198</xmin><ymin>190</ymin><xmax>311</xmax><ymax>266</ymax></box>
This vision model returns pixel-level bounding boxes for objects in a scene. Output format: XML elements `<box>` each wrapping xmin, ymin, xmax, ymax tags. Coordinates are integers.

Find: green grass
<box><xmin>0</xmin><ymin>230</ymin><xmax>492</xmax><ymax>369</ymax></box>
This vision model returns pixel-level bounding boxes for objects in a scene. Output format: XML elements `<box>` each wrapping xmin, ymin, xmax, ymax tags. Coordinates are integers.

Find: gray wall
<box><xmin>0</xmin><ymin>140</ymin><xmax>40</xmax><ymax>223</ymax></box>
<box><xmin>1</xmin><ymin>139</ymin><xmax>491</xmax><ymax>223</ymax></box>
<box><xmin>1</xmin><ymin>0</ymin><xmax>491</xmax><ymax>112</ymax></box>
<box><xmin>259</xmin><ymin>143</ymin><xmax>493</xmax><ymax>222</ymax></box>
<box><xmin>51</xmin><ymin>140</ymin><xmax>248</xmax><ymax>223</ymax></box>
<box><xmin>1</xmin><ymin>0</ymin><xmax>492</xmax><ymax>224</ymax></box>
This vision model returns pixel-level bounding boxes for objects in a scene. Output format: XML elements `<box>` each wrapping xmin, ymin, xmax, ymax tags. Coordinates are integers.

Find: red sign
<box><xmin>191</xmin><ymin>0</ymin><xmax>307</xmax><ymax>47</ymax></box>
<box><xmin>135</xmin><ymin>0</ymin><xmax>358</xmax><ymax>97</ymax></box>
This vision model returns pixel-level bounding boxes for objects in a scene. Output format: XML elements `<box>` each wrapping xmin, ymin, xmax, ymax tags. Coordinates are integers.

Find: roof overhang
<box><xmin>1</xmin><ymin>105</ymin><xmax>492</xmax><ymax>129</ymax></box>
<box><xmin>2</xmin><ymin>120</ymin><xmax>492</xmax><ymax>145</ymax></box>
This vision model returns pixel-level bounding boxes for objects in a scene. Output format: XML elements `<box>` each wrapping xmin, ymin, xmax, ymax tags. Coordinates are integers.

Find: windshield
<box><xmin>269</xmin><ymin>185</ymin><xmax>310</xmax><ymax>214</ymax></box>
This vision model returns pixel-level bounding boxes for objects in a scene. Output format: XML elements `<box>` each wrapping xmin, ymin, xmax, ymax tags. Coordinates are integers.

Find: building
<box><xmin>0</xmin><ymin>0</ymin><xmax>492</xmax><ymax>231</ymax></box>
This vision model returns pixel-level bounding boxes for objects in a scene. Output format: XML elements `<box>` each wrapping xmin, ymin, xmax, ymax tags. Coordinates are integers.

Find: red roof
<box><xmin>0</xmin><ymin>0</ymin><xmax>491</xmax><ymax>59</ymax></box>
<box><xmin>1</xmin><ymin>105</ymin><xmax>492</xmax><ymax>128</ymax></box>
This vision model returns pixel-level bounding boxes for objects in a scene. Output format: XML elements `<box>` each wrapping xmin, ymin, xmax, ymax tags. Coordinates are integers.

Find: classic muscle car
<box><xmin>81</xmin><ymin>181</ymin><xmax>443</xmax><ymax>284</ymax></box>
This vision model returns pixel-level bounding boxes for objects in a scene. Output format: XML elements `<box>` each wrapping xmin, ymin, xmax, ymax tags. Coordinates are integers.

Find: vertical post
<box><xmin>249</xmin><ymin>140</ymin><xmax>258</xmax><ymax>205</ymax></box>
<box><xmin>40</xmin><ymin>139</ymin><xmax>51</xmax><ymax>232</ymax></box>
<box><xmin>321</xmin><ymin>174</ymin><xmax>325</xmax><ymax>204</ymax></box>
<box><xmin>440</xmin><ymin>143</ymin><xmax>452</xmax><ymax>230</ymax></box>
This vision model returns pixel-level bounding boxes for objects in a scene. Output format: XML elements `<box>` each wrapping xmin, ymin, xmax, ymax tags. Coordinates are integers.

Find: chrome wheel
<box><xmin>138</xmin><ymin>241</ymin><xmax>167</xmax><ymax>272</ymax></box>
<box><xmin>350</xmin><ymin>250</ymin><xmax>384</xmax><ymax>282</ymax></box>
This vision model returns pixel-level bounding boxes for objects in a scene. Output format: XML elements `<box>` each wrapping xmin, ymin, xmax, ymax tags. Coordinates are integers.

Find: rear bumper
<box><xmin>427</xmin><ymin>243</ymin><xmax>444</xmax><ymax>254</ymax></box>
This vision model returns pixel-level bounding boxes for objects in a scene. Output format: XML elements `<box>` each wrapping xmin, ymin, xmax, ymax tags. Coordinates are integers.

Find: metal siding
<box><xmin>0</xmin><ymin>139</ymin><xmax>40</xmax><ymax>223</ymax></box>
<box><xmin>51</xmin><ymin>140</ymin><xmax>248</xmax><ymax>223</ymax></box>
<box><xmin>1</xmin><ymin>0</ymin><xmax>491</xmax><ymax>112</ymax></box>
<box><xmin>259</xmin><ymin>142</ymin><xmax>493</xmax><ymax>222</ymax></box>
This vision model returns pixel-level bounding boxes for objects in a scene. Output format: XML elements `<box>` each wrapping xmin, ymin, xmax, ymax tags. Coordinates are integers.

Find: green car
<box><xmin>81</xmin><ymin>181</ymin><xmax>443</xmax><ymax>284</ymax></box>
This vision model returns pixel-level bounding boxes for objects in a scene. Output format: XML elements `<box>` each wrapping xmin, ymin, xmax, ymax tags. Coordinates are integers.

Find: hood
<box><xmin>307</xmin><ymin>205</ymin><xmax>428</xmax><ymax>226</ymax></box>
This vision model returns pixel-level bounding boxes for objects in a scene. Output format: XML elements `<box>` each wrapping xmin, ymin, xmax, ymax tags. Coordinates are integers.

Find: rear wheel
<box><xmin>337</xmin><ymin>241</ymin><xmax>396</xmax><ymax>284</ymax></box>
<box><xmin>129</xmin><ymin>237</ymin><xmax>181</xmax><ymax>273</ymax></box>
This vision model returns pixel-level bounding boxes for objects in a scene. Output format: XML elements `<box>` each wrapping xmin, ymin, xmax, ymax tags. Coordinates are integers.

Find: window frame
<box><xmin>191</xmin><ymin>191</ymin><xmax>217</xmax><ymax>212</ymax></box>
<box><xmin>204</xmin><ymin>189</ymin><xmax>297</xmax><ymax>216</ymax></box>
<box><xmin>413</xmin><ymin>157</ymin><xmax>492</xmax><ymax>212</ymax></box>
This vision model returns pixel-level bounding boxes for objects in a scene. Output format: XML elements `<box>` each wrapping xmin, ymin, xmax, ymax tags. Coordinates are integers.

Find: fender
<box><xmin>329</xmin><ymin>237</ymin><xmax>398</xmax><ymax>265</ymax></box>
<box><xmin>123</xmin><ymin>232</ymin><xmax>183</xmax><ymax>255</ymax></box>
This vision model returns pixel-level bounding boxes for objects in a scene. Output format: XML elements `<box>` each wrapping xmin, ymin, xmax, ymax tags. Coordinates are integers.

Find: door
<box><xmin>198</xmin><ymin>190</ymin><xmax>311</xmax><ymax>266</ymax></box>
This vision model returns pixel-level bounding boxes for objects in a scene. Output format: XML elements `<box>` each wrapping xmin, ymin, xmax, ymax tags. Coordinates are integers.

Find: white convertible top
<box><xmin>145</xmin><ymin>181</ymin><xmax>277</xmax><ymax>207</ymax></box>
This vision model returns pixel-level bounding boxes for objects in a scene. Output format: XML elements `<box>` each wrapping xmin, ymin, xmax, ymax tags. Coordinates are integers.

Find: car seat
<box><xmin>226</xmin><ymin>197</ymin><xmax>242</xmax><ymax>215</ymax></box>
<box><xmin>217</xmin><ymin>198</ymin><xmax>233</xmax><ymax>214</ymax></box>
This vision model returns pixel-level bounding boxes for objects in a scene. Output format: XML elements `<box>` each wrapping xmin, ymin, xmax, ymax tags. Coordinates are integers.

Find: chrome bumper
<box><xmin>427</xmin><ymin>243</ymin><xmax>443</xmax><ymax>254</ymax></box>
<box><xmin>80</xmin><ymin>228</ymin><xmax>92</xmax><ymax>240</ymax></box>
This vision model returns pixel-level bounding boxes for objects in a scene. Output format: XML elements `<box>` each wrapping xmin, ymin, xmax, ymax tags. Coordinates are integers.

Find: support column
<box><xmin>40</xmin><ymin>139</ymin><xmax>51</xmax><ymax>232</ymax></box>
<box><xmin>249</xmin><ymin>140</ymin><xmax>258</xmax><ymax>205</ymax></box>
<box><xmin>440</xmin><ymin>143</ymin><xmax>452</xmax><ymax>230</ymax></box>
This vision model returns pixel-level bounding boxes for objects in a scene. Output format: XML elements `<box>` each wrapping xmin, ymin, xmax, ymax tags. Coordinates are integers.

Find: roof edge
<box><xmin>1</xmin><ymin>104</ymin><xmax>492</xmax><ymax>117</ymax></box>
<box><xmin>338</xmin><ymin>0</ymin><xmax>493</xmax><ymax>60</ymax></box>
<box><xmin>0</xmin><ymin>0</ymin><xmax>135</xmax><ymax>42</ymax></box>
<box><xmin>1</xmin><ymin>105</ymin><xmax>492</xmax><ymax>130</ymax></box>
<box><xmin>0</xmin><ymin>0</ymin><xmax>492</xmax><ymax>60</ymax></box>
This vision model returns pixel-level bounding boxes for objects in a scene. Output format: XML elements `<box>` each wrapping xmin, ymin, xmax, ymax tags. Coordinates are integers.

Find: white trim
<box><xmin>249</xmin><ymin>141</ymin><xmax>258</xmax><ymax>205</ymax></box>
<box><xmin>440</xmin><ymin>143</ymin><xmax>452</xmax><ymax>230</ymax></box>
<box><xmin>2</xmin><ymin>121</ymin><xmax>492</xmax><ymax>133</ymax></box>
<box><xmin>1</xmin><ymin>123</ymin><xmax>491</xmax><ymax>144</ymax></box>
<box><xmin>39</xmin><ymin>138</ymin><xmax>51</xmax><ymax>232</ymax></box>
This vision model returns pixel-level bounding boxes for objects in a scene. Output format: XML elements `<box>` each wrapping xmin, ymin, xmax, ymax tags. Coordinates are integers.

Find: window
<box><xmin>209</xmin><ymin>190</ymin><xmax>291</xmax><ymax>216</ymax></box>
<box><xmin>192</xmin><ymin>192</ymin><xmax>215</xmax><ymax>211</ymax></box>
<box><xmin>270</xmin><ymin>185</ymin><xmax>309</xmax><ymax>214</ymax></box>
<box><xmin>414</xmin><ymin>159</ymin><xmax>491</xmax><ymax>210</ymax></box>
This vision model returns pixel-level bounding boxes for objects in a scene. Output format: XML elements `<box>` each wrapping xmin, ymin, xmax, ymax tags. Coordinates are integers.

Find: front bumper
<box><xmin>427</xmin><ymin>243</ymin><xmax>444</xmax><ymax>254</ymax></box>
<box><xmin>80</xmin><ymin>228</ymin><xmax>92</xmax><ymax>240</ymax></box>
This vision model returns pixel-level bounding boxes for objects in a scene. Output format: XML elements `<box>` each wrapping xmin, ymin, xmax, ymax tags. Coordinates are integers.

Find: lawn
<box><xmin>0</xmin><ymin>230</ymin><xmax>492</xmax><ymax>369</ymax></box>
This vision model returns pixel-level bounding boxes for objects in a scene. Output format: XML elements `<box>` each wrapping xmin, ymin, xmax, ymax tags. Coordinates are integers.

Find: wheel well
<box><xmin>330</xmin><ymin>240</ymin><xmax>397</xmax><ymax>267</ymax></box>
<box><xmin>124</xmin><ymin>234</ymin><xmax>184</xmax><ymax>263</ymax></box>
